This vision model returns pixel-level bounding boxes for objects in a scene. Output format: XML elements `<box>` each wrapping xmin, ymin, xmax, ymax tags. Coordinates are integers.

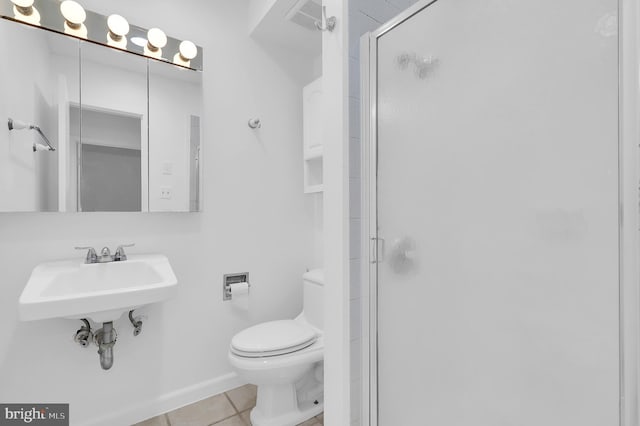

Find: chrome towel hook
<box><xmin>315</xmin><ymin>6</ymin><xmax>336</xmax><ymax>32</ymax></box>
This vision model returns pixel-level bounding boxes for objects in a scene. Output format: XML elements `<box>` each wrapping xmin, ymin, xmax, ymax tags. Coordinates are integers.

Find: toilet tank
<box><xmin>302</xmin><ymin>269</ymin><xmax>324</xmax><ymax>331</ymax></box>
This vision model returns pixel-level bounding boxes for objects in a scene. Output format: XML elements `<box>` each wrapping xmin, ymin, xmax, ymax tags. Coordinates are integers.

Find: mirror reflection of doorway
<box><xmin>69</xmin><ymin>105</ymin><xmax>143</xmax><ymax>212</ymax></box>
<box><xmin>80</xmin><ymin>144</ymin><xmax>141</xmax><ymax>212</ymax></box>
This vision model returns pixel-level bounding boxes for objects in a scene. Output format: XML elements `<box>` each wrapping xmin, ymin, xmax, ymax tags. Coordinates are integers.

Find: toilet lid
<box><xmin>231</xmin><ymin>320</ymin><xmax>317</xmax><ymax>358</ymax></box>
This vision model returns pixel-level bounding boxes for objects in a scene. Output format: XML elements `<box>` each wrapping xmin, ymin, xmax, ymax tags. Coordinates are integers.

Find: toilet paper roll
<box><xmin>230</xmin><ymin>282</ymin><xmax>250</xmax><ymax>311</ymax></box>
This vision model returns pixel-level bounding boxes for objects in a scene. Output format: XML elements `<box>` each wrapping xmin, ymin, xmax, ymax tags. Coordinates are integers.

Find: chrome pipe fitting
<box><xmin>95</xmin><ymin>322</ymin><xmax>116</xmax><ymax>370</ymax></box>
<box><xmin>73</xmin><ymin>319</ymin><xmax>93</xmax><ymax>348</ymax></box>
<box><xmin>128</xmin><ymin>310</ymin><xmax>143</xmax><ymax>336</ymax></box>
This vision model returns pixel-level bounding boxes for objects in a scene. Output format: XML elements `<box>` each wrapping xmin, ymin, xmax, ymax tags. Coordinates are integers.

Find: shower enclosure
<box><xmin>362</xmin><ymin>0</ymin><xmax>629</xmax><ymax>424</ymax></box>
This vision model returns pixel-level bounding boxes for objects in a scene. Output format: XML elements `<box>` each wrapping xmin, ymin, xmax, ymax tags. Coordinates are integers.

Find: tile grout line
<box><xmin>209</xmin><ymin>412</ymin><xmax>242</xmax><ymax>426</ymax></box>
<box><xmin>224</xmin><ymin>392</ymin><xmax>240</xmax><ymax>415</ymax></box>
<box><xmin>204</xmin><ymin>392</ymin><xmax>246</xmax><ymax>426</ymax></box>
<box><xmin>239</xmin><ymin>409</ymin><xmax>252</xmax><ymax>426</ymax></box>
<box><xmin>137</xmin><ymin>387</ymin><xmax>255</xmax><ymax>426</ymax></box>
<box><xmin>209</xmin><ymin>411</ymin><xmax>243</xmax><ymax>426</ymax></box>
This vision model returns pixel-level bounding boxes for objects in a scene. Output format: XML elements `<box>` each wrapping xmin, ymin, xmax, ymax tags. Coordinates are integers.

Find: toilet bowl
<box><xmin>228</xmin><ymin>269</ymin><xmax>324</xmax><ymax>426</ymax></box>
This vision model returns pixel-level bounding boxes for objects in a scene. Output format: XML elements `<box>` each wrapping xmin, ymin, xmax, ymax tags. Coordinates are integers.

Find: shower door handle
<box><xmin>370</xmin><ymin>237</ymin><xmax>385</xmax><ymax>264</ymax></box>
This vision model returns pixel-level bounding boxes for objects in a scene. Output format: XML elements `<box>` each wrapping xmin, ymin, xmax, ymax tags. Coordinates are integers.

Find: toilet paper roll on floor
<box><xmin>230</xmin><ymin>282</ymin><xmax>250</xmax><ymax>311</ymax></box>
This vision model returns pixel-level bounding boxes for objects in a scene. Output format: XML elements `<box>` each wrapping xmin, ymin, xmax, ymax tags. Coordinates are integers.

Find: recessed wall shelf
<box><xmin>303</xmin><ymin>77</ymin><xmax>323</xmax><ymax>193</ymax></box>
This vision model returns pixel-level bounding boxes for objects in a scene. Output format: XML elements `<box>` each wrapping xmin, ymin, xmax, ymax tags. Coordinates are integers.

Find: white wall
<box><xmin>322</xmin><ymin>0</ymin><xmax>351</xmax><ymax>424</ymax></box>
<box><xmin>248</xmin><ymin>0</ymin><xmax>280</xmax><ymax>34</ymax></box>
<box><xmin>248</xmin><ymin>0</ymin><xmax>322</xmax><ymax>62</ymax></box>
<box><xmin>0</xmin><ymin>1</ymin><xmax>317</xmax><ymax>425</ymax></box>
<box><xmin>347</xmin><ymin>1</ymin><xmax>418</xmax><ymax>424</ymax></box>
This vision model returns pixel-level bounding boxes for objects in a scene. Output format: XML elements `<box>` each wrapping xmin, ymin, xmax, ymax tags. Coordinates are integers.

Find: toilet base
<box><xmin>249</xmin><ymin>381</ymin><xmax>324</xmax><ymax>426</ymax></box>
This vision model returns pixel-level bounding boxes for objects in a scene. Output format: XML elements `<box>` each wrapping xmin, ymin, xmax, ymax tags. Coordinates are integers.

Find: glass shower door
<box><xmin>374</xmin><ymin>0</ymin><xmax>619</xmax><ymax>424</ymax></box>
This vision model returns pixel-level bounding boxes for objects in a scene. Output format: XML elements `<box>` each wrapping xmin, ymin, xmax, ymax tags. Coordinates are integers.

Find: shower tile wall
<box><xmin>348</xmin><ymin>1</ymin><xmax>419</xmax><ymax>425</ymax></box>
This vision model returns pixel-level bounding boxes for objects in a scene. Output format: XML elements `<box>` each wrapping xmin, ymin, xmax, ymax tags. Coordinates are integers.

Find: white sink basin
<box><xmin>19</xmin><ymin>254</ymin><xmax>178</xmax><ymax>323</ymax></box>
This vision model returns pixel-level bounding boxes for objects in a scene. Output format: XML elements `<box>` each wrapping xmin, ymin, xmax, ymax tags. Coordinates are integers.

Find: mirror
<box><xmin>0</xmin><ymin>18</ymin><xmax>79</xmax><ymax>212</ymax></box>
<box><xmin>148</xmin><ymin>60</ymin><xmax>202</xmax><ymax>212</ymax></box>
<box><xmin>77</xmin><ymin>41</ymin><xmax>147</xmax><ymax>212</ymax></box>
<box><xmin>0</xmin><ymin>18</ymin><xmax>203</xmax><ymax>213</ymax></box>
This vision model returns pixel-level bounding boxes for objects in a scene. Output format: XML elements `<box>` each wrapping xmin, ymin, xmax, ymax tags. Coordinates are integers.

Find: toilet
<box><xmin>228</xmin><ymin>269</ymin><xmax>324</xmax><ymax>426</ymax></box>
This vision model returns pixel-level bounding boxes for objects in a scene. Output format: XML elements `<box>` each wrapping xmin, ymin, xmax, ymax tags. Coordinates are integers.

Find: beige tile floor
<box><xmin>133</xmin><ymin>384</ymin><xmax>324</xmax><ymax>426</ymax></box>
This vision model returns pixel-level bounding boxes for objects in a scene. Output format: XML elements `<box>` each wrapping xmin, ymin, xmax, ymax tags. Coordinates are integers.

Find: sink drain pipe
<box><xmin>95</xmin><ymin>322</ymin><xmax>116</xmax><ymax>370</ymax></box>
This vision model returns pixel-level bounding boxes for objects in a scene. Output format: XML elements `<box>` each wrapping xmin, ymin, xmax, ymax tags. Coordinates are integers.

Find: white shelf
<box><xmin>304</xmin><ymin>184</ymin><xmax>324</xmax><ymax>194</ymax></box>
<box><xmin>304</xmin><ymin>145</ymin><xmax>324</xmax><ymax>160</ymax></box>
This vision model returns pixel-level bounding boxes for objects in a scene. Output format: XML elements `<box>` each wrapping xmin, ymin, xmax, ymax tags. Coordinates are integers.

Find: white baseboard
<box><xmin>79</xmin><ymin>372</ymin><xmax>245</xmax><ymax>426</ymax></box>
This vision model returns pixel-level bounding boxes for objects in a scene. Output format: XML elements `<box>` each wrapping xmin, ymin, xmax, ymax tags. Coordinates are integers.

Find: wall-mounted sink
<box><xmin>19</xmin><ymin>254</ymin><xmax>178</xmax><ymax>323</ymax></box>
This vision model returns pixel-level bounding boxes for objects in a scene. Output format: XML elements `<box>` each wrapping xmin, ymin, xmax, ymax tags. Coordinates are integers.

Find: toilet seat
<box><xmin>231</xmin><ymin>320</ymin><xmax>318</xmax><ymax>358</ymax></box>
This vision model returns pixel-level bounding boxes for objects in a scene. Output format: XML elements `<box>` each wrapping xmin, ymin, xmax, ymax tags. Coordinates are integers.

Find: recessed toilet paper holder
<box><xmin>224</xmin><ymin>272</ymin><xmax>250</xmax><ymax>301</ymax></box>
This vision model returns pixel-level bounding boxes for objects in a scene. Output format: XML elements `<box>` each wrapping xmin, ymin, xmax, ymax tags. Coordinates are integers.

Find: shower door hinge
<box><xmin>370</xmin><ymin>237</ymin><xmax>385</xmax><ymax>264</ymax></box>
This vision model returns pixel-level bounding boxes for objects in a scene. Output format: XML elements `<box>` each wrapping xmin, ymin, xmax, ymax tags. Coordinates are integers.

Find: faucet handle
<box><xmin>114</xmin><ymin>243</ymin><xmax>135</xmax><ymax>261</ymax></box>
<box><xmin>75</xmin><ymin>246</ymin><xmax>97</xmax><ymax>264</ymax></box>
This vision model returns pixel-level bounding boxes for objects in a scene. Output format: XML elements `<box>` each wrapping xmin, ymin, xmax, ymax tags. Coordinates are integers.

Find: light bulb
<box><xmin>11</xmin><ymin>0</ymin><xmax>33</xmax><ymax>14</ymax></box>
<box><xmin>60</xmin><ymin>0</ymin><xmax>87</xmax><ymax>38</ymax></box>
<box><xmin>173</xmin><ymin>40</ymin><xmax>197</xmax><ymax>67</ymax></box>
<box><xmin>11</xmin><ymin>0</ymin><xmax>40</xmax><ymax>25</ymax></box>
<box><xmin>179</xmin><ymin>41</ymin><xmax>197</xmax><ymax>60</ymax></box>
<box><xmin>107</xmin><ymin>14</ymin><xmax>129</xmax><ymax>49</ymax></box>
<box><xmin>144</xmin><ymin>28</ymin><xmax>167</xmax><ymax>59</ymax></box>
<box><xmin>60</xmin><ymin>0</ymin><xmax>85</xmax><ymax>26</ymax></box>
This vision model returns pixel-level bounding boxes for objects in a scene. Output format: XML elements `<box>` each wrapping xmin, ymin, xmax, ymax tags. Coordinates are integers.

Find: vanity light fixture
<box><xmin>173</xmin><ymin>40</ymin><xmax>197</xmax><ymax>67</ymax></box>
<box><xmin>60</xmin><ymin>0</ymin><xmax>87</xmax><ymax>39</ymax></box>
<box><xmin>1</xmin><ymin>0</ymin><xmax>203</xmax><ymax>70</ymax></box>
<box><xmin>144</xmin><ymin>27</ymin><xmax>167</xmax><ymax>59</ymax></box>
<box><xmin>106</xmin><ymin>14</ymin><xmax>129</xmax><ymax>49</ymax></box>
<box><xmin>10</xmin><ymin>0</ymin><xmax>40</xmax><ymax>25</ymax></box>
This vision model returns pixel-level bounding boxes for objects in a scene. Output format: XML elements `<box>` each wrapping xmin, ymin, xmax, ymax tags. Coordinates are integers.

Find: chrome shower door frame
<box><xmin>360</xmin><ymin>0</ymin><xmax>640</xmax><ymax>425</ymax></box>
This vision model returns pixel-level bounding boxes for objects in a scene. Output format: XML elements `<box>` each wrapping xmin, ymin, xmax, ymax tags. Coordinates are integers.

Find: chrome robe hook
<box><xmin>248</xmin><ymin>118</ymin><xmax>261</xmax><ymax>129</ymax></box>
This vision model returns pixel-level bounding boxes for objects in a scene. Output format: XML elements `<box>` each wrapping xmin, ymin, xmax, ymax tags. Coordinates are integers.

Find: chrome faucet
<box><xmin>75</xmin><ymin>244</ymin><xmax>135</xmax><ymax>264</ymax></box>
<box><xmin>114</xmin><ymin>244</ymin><xmax>134</xmax><ymax>261</ymax></box>
<box><xmin>75</xmin><ymin>246</ymin><xmax>98</xmax><ymax>264</ymax></box>
<box><xmin>98</xmin><ymin>247</ymin><xmax>112</xmax><ymax>263</ymax></box>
